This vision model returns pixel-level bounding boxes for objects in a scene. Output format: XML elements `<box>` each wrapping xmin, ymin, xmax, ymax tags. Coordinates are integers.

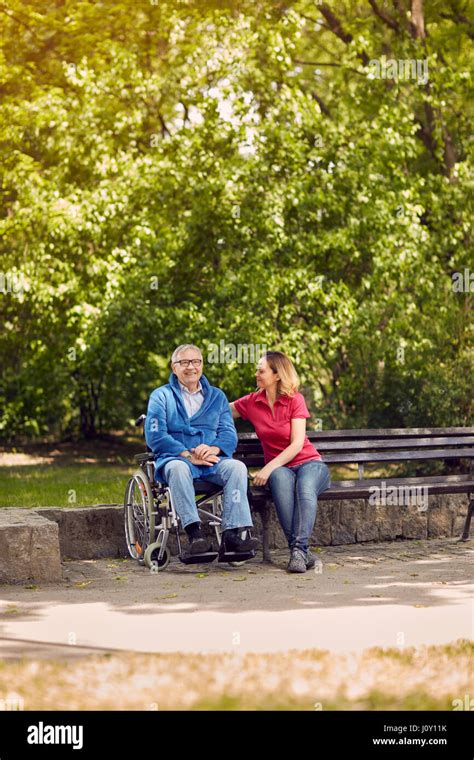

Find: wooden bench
<box><xmin>234</xmin><ymin>427</ymin><xmax>474</xmax><ymax>561</ymax></box>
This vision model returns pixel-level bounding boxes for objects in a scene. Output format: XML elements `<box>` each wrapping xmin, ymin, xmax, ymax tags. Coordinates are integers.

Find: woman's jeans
<box><xmin>268</xmin><ymin>460</ymin><xmax>331</xmax><ymax>553</ymax></box>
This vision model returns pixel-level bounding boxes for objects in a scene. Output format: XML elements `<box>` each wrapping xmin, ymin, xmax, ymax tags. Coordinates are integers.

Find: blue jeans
<box><xmin>162</xmin><ymin>458</ymin><xmax>254</xmax><ymax>531</ymax></box>
<box><xmin>267</xmin><ymin>460</ymin><xmax>331</xmax><ymax>553</ymax></box>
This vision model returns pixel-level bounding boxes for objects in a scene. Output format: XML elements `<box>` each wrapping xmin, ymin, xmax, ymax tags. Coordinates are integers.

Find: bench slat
<box><xmin>236</xmin><ymin>436</ymin><xmax>474</xmax><ymax>454</ymax></box>
<box><xmin>237</xmin><ymin>448</ymin><xmax>474</xmax><ymax>467</ymax></box>
<box><xmin>322</xmin><ymin>448</ymin><xmax>474</xmax><ymax>464</ymax></box>
<box><xmin>249</xmin><ymin>474</ymin><xmax>474</xmax><ymax>502</ymax></box>
<box><xmin>237</xmin><ymin>427</ymin><xmax>474</xmax><ymax>441</ymax></box>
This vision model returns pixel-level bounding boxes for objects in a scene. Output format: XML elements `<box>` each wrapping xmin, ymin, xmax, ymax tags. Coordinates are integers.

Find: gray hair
<box><xmin>171</xmin><ymin>344</ymin><xmax>203</xmax><ymax>364</ymax></box>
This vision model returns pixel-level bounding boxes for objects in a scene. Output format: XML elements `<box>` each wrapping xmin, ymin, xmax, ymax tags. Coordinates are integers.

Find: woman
<box><xmin>230</xmin><ymin>351</ymin><xmax>331</xmax><ymax>573</ymax></box>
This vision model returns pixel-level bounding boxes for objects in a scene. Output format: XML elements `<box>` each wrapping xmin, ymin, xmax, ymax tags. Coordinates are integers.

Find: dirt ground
<box><xmin>0</xmin><ymin>437</ymin><xmax>139</xmax><ymax>467</ymax></box>
<box><xmin>0</xmin><ymin>537</ymin><xmax>472</xmax><ymax>709</ymax></box>
<box><xmin>1</xmin><ymin>537</ymin><xmax>472</xmax><ymax>655</ymax></box>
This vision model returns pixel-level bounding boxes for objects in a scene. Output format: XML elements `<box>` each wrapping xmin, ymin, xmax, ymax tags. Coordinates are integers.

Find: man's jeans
<box><xmin>162</xmin><ymin>458</ymin><xmax>254</xmax><ymax>531</ymax></box>
<box><xmin>268</xmin><ymin>460</ymin><xmax>331</xmax><ymax>553</ymax></box>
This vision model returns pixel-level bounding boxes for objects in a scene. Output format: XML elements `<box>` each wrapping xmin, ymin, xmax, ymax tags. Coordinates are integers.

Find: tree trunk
<box><xmin>410</xmin><ymin>0</ymin><xmax>425</xmax><ymax>39</ymax></box>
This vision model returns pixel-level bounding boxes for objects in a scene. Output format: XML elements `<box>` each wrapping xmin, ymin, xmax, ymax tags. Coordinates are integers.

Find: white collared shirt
<box><xmin>179</xmin><ymin>381</ymin><xmax>204</xmax><ymax>418</ymax></box>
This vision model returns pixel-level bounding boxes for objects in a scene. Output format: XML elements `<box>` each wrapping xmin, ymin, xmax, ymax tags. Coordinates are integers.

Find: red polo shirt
<box><xmin>234</xmin><ymin>391</ymin><xmax>322</xmax><ymax>467</ymax></box>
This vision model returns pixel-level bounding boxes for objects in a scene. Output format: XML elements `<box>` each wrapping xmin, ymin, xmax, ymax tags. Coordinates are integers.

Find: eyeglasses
<box><xmin>173</xmin><ymin>359</ymin><xmax>202</xmax><ymax>368</ymax></box>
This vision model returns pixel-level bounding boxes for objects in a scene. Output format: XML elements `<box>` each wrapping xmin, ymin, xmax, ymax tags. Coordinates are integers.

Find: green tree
<box><xmin>0</xmin><ymin>0</ymin><xmax>472</xmax><ymax>439</ymax></box>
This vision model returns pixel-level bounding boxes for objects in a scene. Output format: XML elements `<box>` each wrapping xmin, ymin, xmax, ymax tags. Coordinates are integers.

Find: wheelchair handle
<box><xmin>135</xmin><ymin>413</ymin><xmax>146</xmax><ymax>427</ymax></box>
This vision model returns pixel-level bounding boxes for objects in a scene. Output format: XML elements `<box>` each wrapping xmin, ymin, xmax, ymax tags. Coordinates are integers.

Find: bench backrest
<box><xmin>135</xmin><ymin>413</ymin><xmax>474</xmax><ymax>479</ymax></box>
<box><xmin>235</xmin><ymin>428</ymin><xmax>474</xmax><ymax>477</ymax></box>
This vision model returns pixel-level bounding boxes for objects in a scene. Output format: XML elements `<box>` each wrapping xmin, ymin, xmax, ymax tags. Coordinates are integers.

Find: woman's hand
<box><xmin>252</xmin><ymin>465</ymin><xmax>275</xmax><ymax>487</ymax></box>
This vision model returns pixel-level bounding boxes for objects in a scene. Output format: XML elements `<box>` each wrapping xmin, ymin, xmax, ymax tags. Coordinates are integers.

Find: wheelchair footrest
<box><xmin>218</xmin><ymin>550</ymin><xmax>256</xmax><ymax>562</ymax></box>
<box><xmin>179</xmin><ymin>551</ymin><xmax>219</xmax><ymax>565</ymax></box>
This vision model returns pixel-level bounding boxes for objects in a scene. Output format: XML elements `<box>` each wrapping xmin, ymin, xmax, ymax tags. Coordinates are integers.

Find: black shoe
<box><xmin>185</xmin><ymin>522</ymin><xmax>212</xmax><ymax>555</ymax></box>
<box><xmin>220</xmin><ymin>528</ymin><xmax>259</xmax><ymax>556</ymax></box>
<box><xmin>188</xmin><ymin>535</ymin><xmax>213</xmax><ymax>555</ymax></box>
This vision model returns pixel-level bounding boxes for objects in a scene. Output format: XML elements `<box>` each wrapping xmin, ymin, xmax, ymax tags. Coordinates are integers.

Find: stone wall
<box><xmin>37</xmin><ymin>506</ymin><xmax>128</xmax><ymax>560</ymax></box>
<box><xmin>256</xmin><ymin>493</ymin><xmax>470</xmax><ymax>549</ymax></box>
<box><xmin>0</xmin><ymin>509</ymin><xmax>61</xmax><ymax>584</ymax></box>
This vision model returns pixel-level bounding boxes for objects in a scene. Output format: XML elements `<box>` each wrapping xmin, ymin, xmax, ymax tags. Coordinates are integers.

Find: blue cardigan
<box><xmin>144</xmin><ymin>373</ymin><xmax>238</xmax><ymax>481</ymax></box>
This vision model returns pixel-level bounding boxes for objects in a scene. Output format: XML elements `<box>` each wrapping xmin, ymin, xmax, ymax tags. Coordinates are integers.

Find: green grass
<box><xmin>0</xmin><ymin>640</ymin><xmax>471</xmax><ymax>711</ymax></box>
<box><xmin>192</xmin><ymin>691</ymin><xmax>457</xmax><ymax>711</ymax></box>
<box><xmin>0</xmin><ymin>447</ymin><xmax>453</xmax><ymax>510</ymax></box>
<box><xmin>0</xmin><ymin>463</ymin><xmax>134</xmax><ymax>508</ymax></box>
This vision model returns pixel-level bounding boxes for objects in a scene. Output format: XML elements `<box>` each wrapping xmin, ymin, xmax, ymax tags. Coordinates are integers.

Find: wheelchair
<box><xmin>124</xmin><ymin>414</ymin><xmax>256</xmax><ymax>571</ymax></box>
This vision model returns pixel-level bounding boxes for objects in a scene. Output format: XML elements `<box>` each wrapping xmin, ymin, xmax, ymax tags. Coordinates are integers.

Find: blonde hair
<box><xmin>261</xmin><ymin>351</ymin><xmax>299</xmax><ymax>396</ymax></box>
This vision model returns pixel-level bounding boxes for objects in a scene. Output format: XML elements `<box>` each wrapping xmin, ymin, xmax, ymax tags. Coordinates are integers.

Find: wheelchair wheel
<box><xmin>144</xmin><ymin>538</ymin><xmax>171</xmax><ymax>572</ymax></box>
<box><xmin>124</xmin><ymin>470</ymin><xmax>155</xmax><ymax>562</ymax></box>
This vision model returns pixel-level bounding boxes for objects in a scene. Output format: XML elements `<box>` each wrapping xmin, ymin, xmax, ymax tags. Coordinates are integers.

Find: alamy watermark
<box><xmin>369</xmin><ymin>480</ymin><xmax>428</xmax><ymax>512</ymax></box>
<box><xmin>0</xmin><ymin>271</ymin><xmax>25</xmax><ymax>296</ymax></box>
<box><xmin>0</xmin><ymin>692</ymin><xmax>25</xmax><ymax>710</ymax></box>
<box><xmin>207</xmin><ymin>340</ymin><xmax>267</xmax><ymax>364</ymax></box>
<box><xmin>27</xmin><ymin>722</ymin><xmax>83</xmax><ymax>750</ymax></box>
<box><xmin>452</xmin><ymin>695</ymin><xmax>473</xmax><ymax>711</ymax></box>
<box><xmin>452</xmin><ymin>268</ymin><xmax>474</xmax><ymax>293</ymax></box>
<box><xmin>368</xmin><ymin>57</ymin><xmax>429</xmax><ymax>85</ymax></box>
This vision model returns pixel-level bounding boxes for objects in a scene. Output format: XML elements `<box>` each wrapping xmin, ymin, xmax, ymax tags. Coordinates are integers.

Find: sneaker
<box><xmin>305</xmin><ymin>550</ymin><xmax>316</xmax><ymax>570</ymax></box>
<box><xmin>287</xmin><ymin>548</ymin><xmax>307</xmax><ymax>573</ymax></box>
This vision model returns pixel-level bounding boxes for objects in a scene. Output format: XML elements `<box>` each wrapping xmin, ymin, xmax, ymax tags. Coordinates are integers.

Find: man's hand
<box><xmin>190</xmin><ymin>453</ymin><xmax>220</xmax><ymax>466</ymax></box>
<box><xmin>193</xmin><ymin>444</ymin><xmax>220</xmax><ymax>462</ymax></box>
<box><xmin>252</xmin><ymin>465</ymin><xmax>276</xmax><ymax>487</ymax></box>
<box><xmin>179</xmin><ymin>449</ymin><xmax>219</xmax><ymax>467</ymax></box>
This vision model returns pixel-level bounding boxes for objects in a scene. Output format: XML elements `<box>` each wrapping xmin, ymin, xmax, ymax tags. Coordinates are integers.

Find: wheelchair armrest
<box><xmin>134</xmin><ymin>453</ymin><xmax>155</xmax><ymax>463</ymax></box>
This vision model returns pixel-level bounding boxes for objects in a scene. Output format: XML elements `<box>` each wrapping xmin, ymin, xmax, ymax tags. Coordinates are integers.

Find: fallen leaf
<box><xmin>196</xmin><ymin>573</ymin><xmax>208</xmax><ymax>579</ymax></box>
<box><xmin>232</xmin><ymin>576</ymin><xmax>248</xmax><ymax>582</ymax></box>
<box><xmin>74</xmin><ymin>581</ymin><xmax>92</xmax><ymax>588</ymax></box>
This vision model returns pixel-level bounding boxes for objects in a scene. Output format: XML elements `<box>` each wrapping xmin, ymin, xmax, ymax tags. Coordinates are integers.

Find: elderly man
<box><xmin>145</xmin><ymin>344</ymin><xmax>258</xmax><ymax>557</ymax></box>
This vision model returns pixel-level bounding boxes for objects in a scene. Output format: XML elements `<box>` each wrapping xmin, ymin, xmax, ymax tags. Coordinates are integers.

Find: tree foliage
<box><xmin>0</xmin><ymin>0</ymin><xmax>472</xmax><ymax>438</ymax></box>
